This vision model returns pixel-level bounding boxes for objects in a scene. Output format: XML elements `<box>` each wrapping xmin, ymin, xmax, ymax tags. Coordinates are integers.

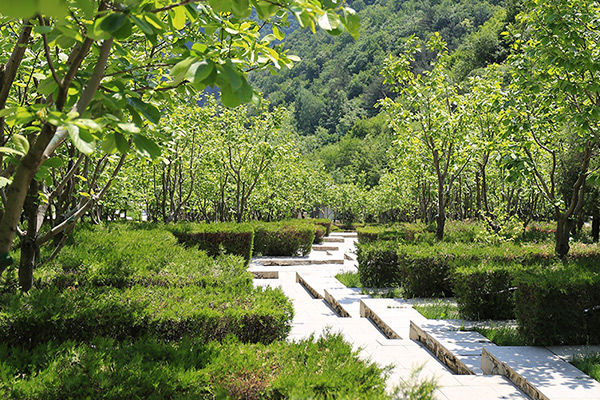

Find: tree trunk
<box><xmin>555</xmin><ymin>216</ymin><xmax>574</xmax><ymax>257</ymax></box>
<box><xmin>19</xmin><ymin>180</ymin><xmax>41</xmax><ymax>291</ymax></box>
<box><xmin>592</xmin><ymin>212</ymin><xmax>599</xmax><ymax>243</ymax></box>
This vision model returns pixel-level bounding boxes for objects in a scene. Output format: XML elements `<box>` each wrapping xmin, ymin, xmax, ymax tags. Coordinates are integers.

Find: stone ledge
<box><xmin>482</xmin><ymin>346</ymin><xmax>600</xmax><ymax>400</ymax></box>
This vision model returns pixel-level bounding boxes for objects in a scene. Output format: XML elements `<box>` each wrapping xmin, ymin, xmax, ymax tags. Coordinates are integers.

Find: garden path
<box><xmin>249</xmin><ymin>233</ymin><xmax>529</xmax><ymax>399</ymax></box>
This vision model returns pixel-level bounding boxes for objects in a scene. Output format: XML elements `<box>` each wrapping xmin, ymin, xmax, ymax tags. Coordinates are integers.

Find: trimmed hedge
<box><xmin>312</xmin><ymin>218</ymin><xmax>332</xmax><ymax>236</ymax></box>
<box><xmin>514</xmin><ymin>264</ymin><xmax>600</xmax><ymax>345</ymax></box>
<box><xmin>397</xmin><ymin>246</ymin><xmax>453</xmax><ymax>298</ymax></box>
<box><xmin>252</xmin><ymin>221</ymin><xmax>315</xmax><ymax>256</ymax></box>
<box><xmin>0</xmin><ymin>284</ymin><xmax>293</xmax><ymax>347</ymax></box>
<box><xmin>452</xmin><ymin>262</ymin><xmax>523</xmax><ymax>320</ymax></box>
<box><xmin>170</xmin><ymin>223</ymin><xmax>254</xmax><ymax>265</ymax></box>
<box><xmin>357</xmin><ymin>223</ymin><xmax>430</xmax><ymax>244</ymax></box>
<box><xmin>356</xmin><ymin>241</ymin><xmax>401</xmax><ymax>288</ymax></box>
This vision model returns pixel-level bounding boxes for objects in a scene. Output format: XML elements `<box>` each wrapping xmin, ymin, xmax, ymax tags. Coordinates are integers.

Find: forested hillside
<box><xmin>249</xmin><ymin>0</ymin><xmax>520</xmax><ymax>188</ymax></box>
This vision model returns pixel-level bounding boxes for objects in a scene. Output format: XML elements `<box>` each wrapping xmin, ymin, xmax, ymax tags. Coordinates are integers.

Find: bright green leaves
<box><xmin>342</xmin><ymin>7</ymin><xmax>360</xmax><ymax>40</ymax></box>
<box><xmin>98</xmin><ymin>13</ymin><xmax>132</xmax><ymax>40</ymax></box>
<box><xmin>186</xmin><ymin>60</ymin><xmax>216</xmax><ymax>90</ymax></box>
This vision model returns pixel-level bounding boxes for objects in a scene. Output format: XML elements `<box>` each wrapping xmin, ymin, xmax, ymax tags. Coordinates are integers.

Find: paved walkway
<box><xmin>249</xmin><ymin>233</ymin><xmax>529</xmax><ymax>399</ymax></box>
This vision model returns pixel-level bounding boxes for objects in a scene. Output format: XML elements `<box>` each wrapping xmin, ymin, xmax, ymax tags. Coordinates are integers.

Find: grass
<box><xmin>572</xmin><ymin>353</ymin><xmax>600</xmax><ymax>382</ymax></box>
<box><xmin>474</xmin><ymin>325</ymin><xmax>527</xmax><ymax>346</ymax></box>
<box><xmin>413</xmin><ymin>300</ymin><xmax>461</xmax><ymax>320</ymax></box>
<box><xmin>336</xmin><ymin>271</ymin><xmax>362</xmax><ymax>288</ymax></box>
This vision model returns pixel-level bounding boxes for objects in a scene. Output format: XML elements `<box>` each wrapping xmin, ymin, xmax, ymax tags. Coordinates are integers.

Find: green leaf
<box><xmin>99</xmin><ymin>13</ymin><xmax>126</xmax><ymax>34</ymax></box>
<box><xmin>117</xmin><ymin>122</ymin><xmax>140</xmax><ymax>134</ymax></box>
<box><xmin>222</xmin><ymin>60</ymin><xmax>243</xmax><ymax>91</ymax></box>
<box><xmin>186</xmin><ymin>60</ymin><xmax>215</xmax><ymax>89</ymax></box>
<box><xmin>38</xmin><ymin>76</ymin><xmax>59</xmax><ymax>95</ymax></box>
<box><xmin>171</xmin><ymin>6</ymin><xmax>186</xmax><ymax>30</ymax></box>
<box><xmin>0</xmin><ymin>1</ymin><xmax>36</xmax><ymax>18</ymax></box>
<box><xmin>13</xmin><ymin>134</ymin><xmax>29</xmax><ymax>154</ymax></box>
<box><xmin>231</xmin><ymin>0</ymin><xmax>251</xmax><ymax>18</ymax></box>
<box><xmin>101</xmin><ymin>132</ymin><xmax>118</xmax><ymax>154</ymax></box>
<box><xmin>127</xmin><ymin>98</ymin><xmax>161</xmax><ymax>124</ymax></box>
<box><xmin>133</xmin><ymin>134</ymin><xmax>161</xmax><ymax>159</ymax></box>
<box><xmin>33</xmin><ymin>26</ymin><xmax>53</xmax><ymax>35</ymax></box>
<box><xmin>209</xmin><ymin>0</ymin><xmax>231</xmax><ymax>13</ymax></box>
<box><xmin>67</xmin><ymin>124</ymin><xmax>95</xmax><ymax>154</ymax></box>
<box><xmin>171</xmin><ymin>57</ymin><xmax>195</xmax><ymax>84</ymax></box>
<box><xmin>44</xmin><ymin>157</ymin><xmax>64</xmax><ymax>168</ymax></box>
<box><xmin>111</xmin><ymin>18</ymin><xmax>132</xmax><ymax>40</ymax></box>
<box><xmin>131</xmin><ymin>15</ymin><xmax>154</xmax><ymax>35</ymax></box>
<box><xmin>115</xmin><ymin>132</ymin><xmax>130</xmax><ymax>154</ymax></box>
<box><xmin>0</xmin><ymin>146</ymin><xmax>24</xmax><ymax>156</ymax></box>
<box><xmin>342</xmin><ymin>8</ymin><xmax>360</xmax><ymax>40</ymax></box>
<box><xmin>75</xmin><ymin>0</ymin><xmax>95</xmax><ymax>18</ymax></box>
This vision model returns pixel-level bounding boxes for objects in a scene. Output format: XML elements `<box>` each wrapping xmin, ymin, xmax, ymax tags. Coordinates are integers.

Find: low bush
<box><xmin>452</xmin><ymin>262</ymin><xmax>524</xmax><ymax>320</ymax></box>
<box><xmin>356</xmin><ymin>241</ymin><xmax>401</xmax><ymax>288</ymax></box>
<box><xmin>252</xmin><ymin>221</ymin><xmax>315</xmax><ymax>256</ymax></box>
<box><xmin>312</xmin><ymin>218</ymin><xmax>332</xmax><ymax>236</ymax></box>
<box><xmin>0</xmin><ymin>285</ymin><xmax>293</xmax><ymax>347</ymax></box>
<box><xmin>514</xmin><ymin>263</ymin><xmax>600</xmax><ymax>345</ymax></box>
<box><xmin>170</xmin><ymin>222</ymin><xmax>254</xmax><ymax>265</ymax></box>
<box><xmin>39</xmin><ymin>223</ymin><xmax>249</xmax><ymax>289</ymax></box>
<box><xmin>313</xmin><ymin>224</ymin><xmax>327</xmax><ymax>244</ymax></box>
<box><xmin>397</xmin><ymin>246</ymin><xmax>453</xmax><ymax>298</ymax></box>
<box><xmin>0</xmin><ymin>332</ymin><xmax>389</xmax><ymax>400</ymax></box>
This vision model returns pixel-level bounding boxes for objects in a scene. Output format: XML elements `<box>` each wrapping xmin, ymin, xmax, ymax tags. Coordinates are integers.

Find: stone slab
<box><xmin>330</xmin><ymin>232</ymin><xmax>358</xmax><ymax>238</ymax></box>
<box><xmin>322</xmin><ymin>237</ymin><xmax>345</xmax><ymax>243</ymax></box>
<box><xmin>312</xmin><ymin>245</ymin><xmax>339</xmax><ymax>251</ymax></box>
<box><xmin>250</xmin><ymin>270</ymin><xmax>279</xmax><ymax>279</ymax></box>
<box><xmin>254</xmin><ymin>257</ymin><xmax>344</xmax><ymax>266</ymax></box>
<box><xmin>359</xmin><ymin>298</ymin><xmax>427</xmax><ymax>340</ymax></box>
<box><xmin>323</xmin><ymin>287</ymin><xmax>371</xmax><ymax>318</ymax></box>
<box><xmin>546</xmin><ymin>345</ymin><xmax>600</xmax><ymax>362</ymax></box>
<box><xmin>482</xmin><ymin>346</ymin><xmax>600</xmax><ymax>400</ymax></box>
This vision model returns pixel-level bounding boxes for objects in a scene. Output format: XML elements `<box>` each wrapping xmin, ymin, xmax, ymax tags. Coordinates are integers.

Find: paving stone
<box><xmin>482</xmin><ymin>346</ymin><xmax>600</xmax><ymax>400</ymax></box>
<box><xmin>546</xmin><ymin>345</ymin><xmax>600</xmax><ymax>361</ymax></box>
<box><xmin>323</xmin><ymin>287</ymin><xmax>371</xmax><ymax>318</ymax></box>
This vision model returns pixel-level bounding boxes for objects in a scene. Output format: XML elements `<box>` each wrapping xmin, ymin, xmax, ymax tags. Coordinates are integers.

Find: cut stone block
<box><xmin>250</xmin><ymin>270</ymin><xmax>279</xmax><ymax>279</ymax></box>
<box><xmin>482</xmin><ymin>346</ymin><xmax>600</xmax><ymax>400</ymax></box>
<box><xmin>254</xmin><ymin>257</ymin><xmax>344</xmax><ymax>266</ymax></box>
<box><xmin>323</xmin><ymin>237</ymin><xmax>345</xmax><ymax>243</ymax></box>
<box><xmin>330</xmin><ymin>232</ymin><xmax>358</xmax><ymax>238</ymax></box>
<box><xmin>410</xmin><ymin>321</ymin><xmax>494</xmax><ymax>375</ymax></box>
<box><xmin>323</xmin><ymin>287</ymin><xmax>371</xmax><ymax>318</ymax></box>
<box><xmin>312</xmin><ymin>245</ymin><xmax>339</xmax><ymax>251</ymax></box>
<box><xmin>359</xmin><ymin>298</ymin><xmax>427</xmax><ymax>340</ymax></box>
<box><xmin>295</xmin><ymin>272</ymin><xmax>346</xmax><ymax>300</ymax></box>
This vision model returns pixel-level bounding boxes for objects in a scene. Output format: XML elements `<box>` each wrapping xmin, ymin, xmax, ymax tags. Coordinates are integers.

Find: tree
<box><xmin>0</xmin><ymin>0</ymin><xmax>360</xmax><ymax>290</ymax></box>
<box><xmin>380</xmin><ymin>34</ymin><xmax>471</xmax><ymax>240</ymax></box>
<box><xmin>504</xmin><ymin>0</ymin><xmax>600</xmax><ymax>256</ymax></box>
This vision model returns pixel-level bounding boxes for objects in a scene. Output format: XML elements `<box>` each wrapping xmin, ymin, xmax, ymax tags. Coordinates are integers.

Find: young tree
<box><xmin>380</xmin><ymin>34</ymin><xmax>472</xmax><ymax>240</ymax></box>
<box><xmin>504</xmin><ymin>0</ymin><xmax>600</xmax><ymax>256</ymax></box>
<box><xmin>0</xmin><ymin>0</ymin><xmax>360</xmax><ymax>290</ymax></box>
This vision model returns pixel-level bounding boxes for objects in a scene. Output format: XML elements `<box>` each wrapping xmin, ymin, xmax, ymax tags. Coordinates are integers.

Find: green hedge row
<box><xmin>0</xmin><ymin>285</ymin><xmax>292</xmax><ymax>346</ymax></box>
<box><xmin>172</xmin><ymin>219</ymin><xmax>331</xmax><ymax>259</ymax></box>
<box><xmin>515</xmin><ymin>265</ymin><xmax>600</xmax><ymax>345</ymax></box>
<box><xmin>357</xmin><ymin>221</ymin><xmax>486</xmax><ymax>244</ymax></box>
<box><xmin>252</xmin><ymin>221</ymin><xmax>315</xmax><ymax>256</ymax></box>
<box><xmin>0</xmin><ymin>332</ymin><xmax>388</xmax><ymax>399</ymax></box>
<box><xmin>170</xmin><ymin>223</ymin><xmax>255</xmax><ymax>265</ymax></box>
<box><xmin>357</xmin><ymin>239</ymin><xmax>600</xmax><ymax>344</ymax></box>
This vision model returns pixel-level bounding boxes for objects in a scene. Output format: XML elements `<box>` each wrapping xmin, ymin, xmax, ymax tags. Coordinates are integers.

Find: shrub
<box><xmin>312</xmin><ymin>218</ymin><xmax>332</xmax><ymax>236</ymax></box>
<box><xmin>170</xmin><ymin>222</ymin><xmax>254</xmax><ymax>265</ymax></box>
<box><xmin>252</xmin><ymin>221</ymin><xmax>315</xmax><ymax>256</ymax></box>
<box><xmin>313</xmin><ymin>224</ymin><xmax>326</xmax><ymax>244</ymax></box>
<box><xmin>452</xmin><ymin>262</ymin><xmax>523</xmax><ymax>320</ymax></box>
<box><xmin>356</xmin><ymin>241</ymin><xmax>401</xmax><ymax>288</ymax></box>
<box><xmin>0</xmin><ymin>332</ymin><xmax>389</xmax><ymax>400</ymax></box>
<box><xmin>0</xmin><ymin>285</ymin><xmax>293</xmax><ymax>347</ymax></box>
<box><xmin>40</xmin><ymin>223</ymin><xmax>250</xmax><ymax>289</ymax></box>
<box><xmin>514</xmin><ymin>264</ymin><xmax>600</xmax><ymax>345</ymax></box>
<box><xmin>397</xmin><ymin>246</ymin><xmax>453</xmax><ymax>298</ymax></box>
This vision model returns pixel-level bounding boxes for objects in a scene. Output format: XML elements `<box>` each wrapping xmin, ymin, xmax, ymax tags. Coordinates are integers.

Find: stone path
<box><xmin>249</xmin><ymin>232</ymin><xmax>600</xmax><ymax>399</ymax></box>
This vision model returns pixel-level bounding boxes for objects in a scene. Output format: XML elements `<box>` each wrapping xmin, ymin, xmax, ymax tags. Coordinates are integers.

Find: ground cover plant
<box><xmin>0</xmin><ymin>223</ymin><xmax>393</xmax><ymax>398</ymax></box>
<box><xmin>572</xmin><ymin>353</ymin><xmax>600</xmax><ymax>383</ymax></box>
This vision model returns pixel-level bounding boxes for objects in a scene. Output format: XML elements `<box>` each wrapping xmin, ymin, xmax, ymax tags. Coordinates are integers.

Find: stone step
<box><xmin>323</xmin><ymin>237</ymin><xmax>345</xmax><ymax>243</ymax></box>
<box><xmin>330</xmin><ymin>232</ymin><xmax>358</xmax><ymax>238</ymax></box>
<box><xmin>359</xmin><ymin>298</ymin><xmax>427</xmax><ymax>340</ymax></box>
<box><xmin>323</xmin><ymin>287</ymin><xmax>371</xmax><ymax>318</ymax></box>
<box><xmin>253</xmin><ymin>257</ymin><xmax>344</xmax><ymax>266</ymax></box>
<box><xmin>295</xmin><ymin>271</ymin><xmax>346</xmax><ymax>300</ymax></box>
<box><xmin>253</xmin><ymin>279</ymin><xmax>282</xmax><ymax>289</ymax></box>
<box><xmin>409</xmin><ymin>320</ymin><xmax>495</xmax><ymax>375</ymax></box>
<box><xmin>312</xmin><ymin>244</ymin><xmax>340</xmax><ymax>251</ymax></box>
<box><xmin>482</xmin><ymin>346</ymin><xmax>600</xmax><ymax>400</ymax></box>
<box><xmin>250</xmin><ymin>270</ymin><xmax>279</xmax><ymax>279</ymax></box>
<box><xmin>344</xmin><ymin>252</ymin><xmax>357</xmax><ymax>261</ymax></box>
